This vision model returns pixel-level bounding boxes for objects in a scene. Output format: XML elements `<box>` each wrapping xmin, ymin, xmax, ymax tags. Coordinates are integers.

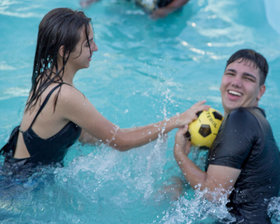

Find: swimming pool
<box><xmin>1</xmin><ymin>0</ymin><xmax>280</xmax><ymax>223</ymax></box>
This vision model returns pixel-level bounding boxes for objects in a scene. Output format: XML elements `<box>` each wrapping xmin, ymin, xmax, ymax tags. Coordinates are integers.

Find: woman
<box><xmin>0</xmin><ymin>8</ymin><xmax>207</xmax><ymax>174</ymax></box>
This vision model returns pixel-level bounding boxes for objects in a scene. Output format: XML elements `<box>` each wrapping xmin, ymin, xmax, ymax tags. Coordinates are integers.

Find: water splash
<box><xmin>158</xmin><ymin>188</ymin><xmax>235</xmax><ymax>224</ymax></box>
<box><xmin>268</xmin><ymin>196</ymin><xmax>280</xmax><ymax>223</ymax></box>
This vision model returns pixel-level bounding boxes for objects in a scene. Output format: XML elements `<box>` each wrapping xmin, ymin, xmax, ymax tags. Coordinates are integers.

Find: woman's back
<box><xmin>13</xmin><ymin>83</ymin><xmax>81</xmax><ymax>163</ymax></box>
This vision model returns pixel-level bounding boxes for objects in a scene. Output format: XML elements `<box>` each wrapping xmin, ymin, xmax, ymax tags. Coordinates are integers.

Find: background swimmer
<box><xmin>80</xmin><ymin>0</ymin><xmax>190</xmax><ymax>19</ymax></box>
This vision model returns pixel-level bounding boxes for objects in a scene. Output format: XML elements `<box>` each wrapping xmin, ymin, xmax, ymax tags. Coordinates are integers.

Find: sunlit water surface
<box><xmin>0</xmin><ymin>0</ymin><xmax>280</xmax><ymax>223</ymax></box>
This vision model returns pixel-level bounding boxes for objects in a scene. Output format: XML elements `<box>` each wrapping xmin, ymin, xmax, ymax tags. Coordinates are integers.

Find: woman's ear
<box><xmin>58</xmin><ymin>45</ymin><xmax>70</xmax><ymax>62</ymax></box>
<box><xmin>58</xmin><ymin>45</ymin><xmax>65</xmax><ymax>58</ymax></box>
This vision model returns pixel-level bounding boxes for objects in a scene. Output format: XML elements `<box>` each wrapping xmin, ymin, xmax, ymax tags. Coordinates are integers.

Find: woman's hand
<box><xmin>175</xmin><ymin>101</ymin><xmax>209</xmax><ymax>128</ymax></box>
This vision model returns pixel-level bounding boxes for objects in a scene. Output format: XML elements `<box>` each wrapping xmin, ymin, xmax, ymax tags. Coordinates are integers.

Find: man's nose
<box><xmin>231</xmin><ymin>76</ymin><xmax>242</xmax><ymax>88</ymax></box>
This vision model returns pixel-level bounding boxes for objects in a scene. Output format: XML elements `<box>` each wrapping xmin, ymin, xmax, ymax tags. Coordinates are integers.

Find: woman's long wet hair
<box><xmin>25</xmin><ymin>8</ymin><xmax>91</xmax><ymax>112</ymax></box>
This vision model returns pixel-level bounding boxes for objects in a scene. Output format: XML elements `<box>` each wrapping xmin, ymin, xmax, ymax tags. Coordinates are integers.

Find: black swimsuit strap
<box><xmin>28</xmin><ymin>83</ymin><xmax>63</xmax><ymax>129</ymax></box>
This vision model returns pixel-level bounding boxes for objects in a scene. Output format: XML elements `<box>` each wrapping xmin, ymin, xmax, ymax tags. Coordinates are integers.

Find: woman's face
<box><xmin>68</xmin><ymin>24</ymin><xmax>98</xmax><ymax>71</ymax></box>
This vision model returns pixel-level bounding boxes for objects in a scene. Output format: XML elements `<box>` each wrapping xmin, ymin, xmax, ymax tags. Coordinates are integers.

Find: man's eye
<box><xmin>244</xmin><ymin>77</ymin><xmax>255</xmax><ymax>82</ymax></box>
<box><xmin>225</xmin><ymin>72</ymin><xmax>235</xmax><ymax>76</ymax></box>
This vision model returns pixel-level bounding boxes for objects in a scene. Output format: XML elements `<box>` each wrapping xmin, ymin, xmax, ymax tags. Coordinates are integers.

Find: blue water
<box><xmin>1</xmin><ymin>0</ymin><xmax>280</xmax><ymax>223</ymax></box>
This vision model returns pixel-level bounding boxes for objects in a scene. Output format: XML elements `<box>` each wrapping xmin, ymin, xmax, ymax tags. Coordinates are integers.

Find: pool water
<box><xmin>1</xmin><ymin>0</ymin><xmax>280</xmax><ymax>223</ymax></box>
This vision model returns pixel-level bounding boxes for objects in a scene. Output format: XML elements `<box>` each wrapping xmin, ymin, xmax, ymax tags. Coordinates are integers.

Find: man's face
<box><xmin>220</xmin><ymin>58</ymin><xmax>266</xmax><ymax>115</ymax></box>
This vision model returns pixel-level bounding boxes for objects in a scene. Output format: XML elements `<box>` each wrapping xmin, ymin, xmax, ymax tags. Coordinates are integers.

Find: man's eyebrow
<box><xmin>225</xmin><ymin>68</ymin><xmax>257</xmax><ymax>80</ymax></box>
<box><xmin>225</xmin><ymin>68</ymin><xmax>236</xmax><ymax>73</ymax></box>
<box><xmin>243</xmin><ymin>72</ymin><xmax>257</xmax><ymax>80</ymax></box>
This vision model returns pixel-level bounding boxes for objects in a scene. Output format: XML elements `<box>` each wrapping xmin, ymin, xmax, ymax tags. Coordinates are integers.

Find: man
<box><xmin>174</xmin><ymin>49</ymin><xmax>280</xmax><ymax>223</ymax></box>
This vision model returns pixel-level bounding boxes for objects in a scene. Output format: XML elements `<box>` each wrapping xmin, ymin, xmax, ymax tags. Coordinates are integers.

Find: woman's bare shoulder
<box><xmin>59</xmin><ymin>84</ymin><xmax>86</xmax><ymax>102</ymax></box>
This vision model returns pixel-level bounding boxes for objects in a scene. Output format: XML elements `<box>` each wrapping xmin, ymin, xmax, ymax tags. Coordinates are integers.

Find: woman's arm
<box><xmin>79</xmin><ymin>129</ymin><xmax>100</xmax><ymax>145</ymax></box>
<box><xmin>60</xmin><ymin>85</ymin><xmax>208</xmax><ymax>151</ymax></box>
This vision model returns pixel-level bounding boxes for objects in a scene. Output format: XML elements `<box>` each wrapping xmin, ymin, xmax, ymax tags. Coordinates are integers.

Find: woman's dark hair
<box><xmin>226</xmin><ymin>49</ymin><xmax>269</xmax><ymax>86</ymax></box>
<box><xmin>26</xmin><ymin>8</ymin><xmax>91</xmax><ymax>111</ymax></box>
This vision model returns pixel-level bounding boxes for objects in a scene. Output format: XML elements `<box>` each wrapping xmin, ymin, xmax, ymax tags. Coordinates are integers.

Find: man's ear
<box><xmin>257</xmin><ymin>84</ymin><xmax>266</xmax><ymax>101</ymax></box>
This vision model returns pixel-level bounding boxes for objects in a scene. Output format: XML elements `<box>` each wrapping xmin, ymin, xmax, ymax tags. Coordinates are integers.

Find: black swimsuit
<box><xmin>0</xmin><ymin>83</ymin><xmax>81</xmax><ymax>173</ymax></box>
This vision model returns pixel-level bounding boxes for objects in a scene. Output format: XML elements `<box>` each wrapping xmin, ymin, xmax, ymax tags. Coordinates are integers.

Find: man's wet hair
<box><xmin>226</xmin><ymin>49</ymin><xmax>269</xmax><ymax>85</ymax></box>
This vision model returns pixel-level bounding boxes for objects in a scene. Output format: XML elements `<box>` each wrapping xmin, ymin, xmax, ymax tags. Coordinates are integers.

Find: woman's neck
<box><xmin>54</xmin><ymin>62</ymin><xmax>77</xmax><ymax>85</ymax></box>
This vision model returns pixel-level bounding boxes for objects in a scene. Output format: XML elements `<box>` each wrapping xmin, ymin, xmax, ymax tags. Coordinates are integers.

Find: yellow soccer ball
<box><xmin>188</xmin><ymin>108</ymin><xmax>223</xmax><ymax>149</ymax></box>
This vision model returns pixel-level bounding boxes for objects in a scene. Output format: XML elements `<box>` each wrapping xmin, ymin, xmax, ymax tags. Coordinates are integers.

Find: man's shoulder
<box><xmin>227</xmin><ymin>107</ymin><xmax>260</xmax><ymax>124</ymax></box>
<box><xmin>225</xmin><ymin>107</ymin><xmax>268</xmax><ymax>135</ymax></box>
<box><xmin>230</xmin><ymin>106</ymin><xmax>264</xmax><ymax>115</ymax></box>
<box><xmin>229</xmin><ymin>107</ymin><xmax>265</xmax><ymax>122</ymax></box>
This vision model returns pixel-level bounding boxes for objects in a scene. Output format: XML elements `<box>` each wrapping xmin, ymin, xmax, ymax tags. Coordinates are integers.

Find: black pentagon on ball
<box><xmin>212</xmin><ymin>111</ymin><xmax>223</xmax><ymax>120</ymax></box>
<box><xmin>196</xmin><ymin>111</ymin><xmax>203</xmax><ymax>117</ymax></box>
<box><xmin>199</xmin><ymin>124</ymin><xmax>212</xmax><ymax>137</ymax></box>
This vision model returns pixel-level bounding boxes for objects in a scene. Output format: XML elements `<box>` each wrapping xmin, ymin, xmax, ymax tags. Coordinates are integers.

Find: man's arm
<box><xmin>174</xmin><ymin>126</ymin><xmax>240</xmax><ymax>200</ymax></box>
